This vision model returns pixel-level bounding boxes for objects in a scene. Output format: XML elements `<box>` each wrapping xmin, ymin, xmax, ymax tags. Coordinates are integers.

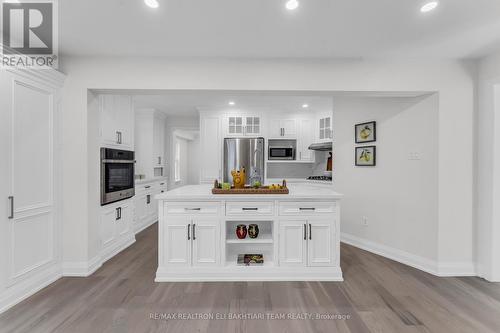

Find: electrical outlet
<box><xmin>362</xmin><ymin>216</ymin><xmax>368</xmax><ymax>226</ymax></box>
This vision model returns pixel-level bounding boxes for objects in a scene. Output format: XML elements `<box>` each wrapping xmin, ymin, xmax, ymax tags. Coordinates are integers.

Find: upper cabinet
<box><xmin>135</xmin><ymin>109</ymin><xmax>166</xmax><ymax>179</ymax></box>
<box><xmin>317</xmin><ymin>114</ymin><xmax>333</xmax><ymax>142</ymax></box>
<box><xmin>100</xmin><ymin>95</ymin><xmax>134</xmax><ymax>150</ymax></box>
<box><xmin>225</xmin><ymin>113</ymin><xmax>262</xmax><ymax>137</ymax></box>
<box><xmin>269</xmin><ymin>118</ymin><xmax>297</xmax><ymax>138</ymax></box>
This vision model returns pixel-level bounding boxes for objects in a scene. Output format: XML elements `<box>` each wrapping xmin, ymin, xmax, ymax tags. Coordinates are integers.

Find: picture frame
<box><xmin>355</xmin><ymin>146</ymin><xmax>376</xmax><ymax>166</ymax></box>
<box><xmin>355</xmin><ymin>121</ymin><xmax>376</xmax><ymax>143</ymax></box>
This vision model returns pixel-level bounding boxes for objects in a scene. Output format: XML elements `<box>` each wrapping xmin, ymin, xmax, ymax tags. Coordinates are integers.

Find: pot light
<box><xmin>228</xmin><ymin>101</ymin><xmax>235</xmax><ymax>106</ymax></box>
<box><xmin>286</xmin><ymin>0</ymin><xmax>299</xmax><ymax>11</ymax></box>
<box><xmin>421</xmin><ymin>1</ymin><xmax>438</xmax><ymax>13</ymax></box>
<box><xmin>302</xmin><ymin>104</ymin><xmax>309</xmax><ymax>108</ymax></box>
<box><xmin>144</xmin><ymin>0</ymin><xmax>159</xmax><ymax>9</ymax></box>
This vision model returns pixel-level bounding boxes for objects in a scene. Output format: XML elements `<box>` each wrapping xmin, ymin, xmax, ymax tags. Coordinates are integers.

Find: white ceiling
<box><xmin>59</xmin><ymin>0</ymin><xmax>500</xmax><ymax>59</ymax></box>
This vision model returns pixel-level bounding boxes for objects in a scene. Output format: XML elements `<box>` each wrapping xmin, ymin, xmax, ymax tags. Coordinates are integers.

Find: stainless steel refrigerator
<box><xmin>223</xmin><ymin>137</ymin><xmax>265</xmax><ymax>185</ymax></box>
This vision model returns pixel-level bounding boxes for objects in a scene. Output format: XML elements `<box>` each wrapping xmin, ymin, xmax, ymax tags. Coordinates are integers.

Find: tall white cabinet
<box><xmin>199</xmin><ymin>112</ymin><xmax>222</xmax><ymax>183</ymax></box>
<box><xmin>100</xmin><ymin>95</ymin><xmax>134</xmax><ymax>150</ymax></box>
<box><xmin>0</xmin><ymin>69</ymin><xmax>65</xmax><ymax>313</ymax></box>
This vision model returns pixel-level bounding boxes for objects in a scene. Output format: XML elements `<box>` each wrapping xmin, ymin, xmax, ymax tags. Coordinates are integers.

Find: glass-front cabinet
<box><xmin>318</xmin><ymin>116</ymin><xmax>332</xmax><ymax>142</ymax></box>
<box><xmin>226</xmin><ymin>113</ymin><xmax>262</xmax><ymax>136</ymax></box>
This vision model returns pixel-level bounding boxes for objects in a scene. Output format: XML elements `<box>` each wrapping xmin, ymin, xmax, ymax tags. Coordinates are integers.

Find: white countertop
<box><xmin>155</xmin><ymin>183</ymin><xmax>343</xmax><ymax>201</ymax></box>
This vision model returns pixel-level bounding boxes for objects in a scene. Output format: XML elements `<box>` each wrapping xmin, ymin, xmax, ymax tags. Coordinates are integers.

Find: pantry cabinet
<box><xmin>100</xmin><ymin>95</ymin><xmax>134</xmax><ymax>150</ymax></box>
<box><xmin>297</xmin><ymin>119</ymin><xmax>315</xmax><ymax>162</ymax></box>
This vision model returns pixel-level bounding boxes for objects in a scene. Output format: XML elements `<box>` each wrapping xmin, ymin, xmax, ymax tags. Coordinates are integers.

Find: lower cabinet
<box><xmin>165</xmin><ymin>217</ymin><xmax>220</xmax><ymax>267</ymax></box>
<box><xmin>100</xmin><ymin>199</ymin><xmax>134</xmax><ymax>259</ymax></box>
<box><xmin>279</xmin><ymin>218</ymin><xmax>335</xmax><ymax>267</ymax></box>
<box><xmin>133</xmin><ymin>179</ymin><xmax>166</xmax><ymax>233</ymax></box>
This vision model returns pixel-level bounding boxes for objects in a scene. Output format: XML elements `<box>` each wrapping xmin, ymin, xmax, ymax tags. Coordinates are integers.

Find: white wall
<box><xmin>477</xmin><ymin>51</ymin><xmax>500</xmax><ymax>281</ymax></box>
<box><xmin>59</xmin><ymin>57</ymin><xmax>475</xmax><ymax>275</ymax></box>
<box><xmin>164</xmin><ymin>116</ymin><xmax>200</xmax><ymax>189</ymax></box>
<box><xmin>334</xmin><ymin>96</ymin><xmax>439</xmax><ymax>266</ymax></box>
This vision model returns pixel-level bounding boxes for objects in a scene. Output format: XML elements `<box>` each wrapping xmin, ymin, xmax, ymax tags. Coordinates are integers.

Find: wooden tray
<box><xmin>212</xmin><ymin>180</ymin><xmax>289</xmax><ymax>195</ymax></box>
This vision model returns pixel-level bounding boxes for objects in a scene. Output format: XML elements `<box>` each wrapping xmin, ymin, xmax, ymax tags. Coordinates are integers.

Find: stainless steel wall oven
<box><xmin>101</xmin><ymin>148</ymin><xmax>135</xmax><ymax>205</ymax></box>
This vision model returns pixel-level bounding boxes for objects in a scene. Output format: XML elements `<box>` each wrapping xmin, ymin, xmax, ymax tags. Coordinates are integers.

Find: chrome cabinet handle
<box><xmin>185</xmin><ymin>208</ymin><xmax>201</xmax><ymax>211</ymax></box>
<box><xmin>116</xmin><ymin>207</ymin><xmax>121</xmax><ymax>220</ymax></box>
<box><xmin>116</xmin><ymin>131</ymin><xmax>122</xmax><ymax>144</ymax></box>
<box><xmin>8</xmin><ymin>196</ymin><xmax>14</xmax><ymax>219</ymax></box>
<box><xmin>187</xmin><ymin>223</ymin><xmax>191</xmax><ymax>240</ymax></box>
<box><xmin>304</xmin><ymin>223</ymin><xmax>307</xmax><ymax>240</ymax></box>
<box><xmin>192</xmin><ymin>224</ymin><xmax>196</xmax><ymax>240</ymax></box>
<box><xmin>160</xmin><ymin>183</ymin><xmax>165</xmax><ymax>185</ymax></box>
<box><xmin>242</xmin><ymin>207</ymin><xmax>258</xmax><ymax>211</ymax></box>
<box><xmin>146</xmin><ymin>195</ymin><xmax>151</xmax><ymax>204</ymax></box>
<box><xmin>145</xmin><ymin>185</ymin><xmax>151</xmax><ymax>189</ymax></box>
<box><xmin>309</xmin><ymin>224</ymin><xmax>312</xmax><ymax>240</ymax></box>
<box><xmin>299</xmin><ymin>207</ymin><xmax>316</xmax><ymax>211</ymax></box>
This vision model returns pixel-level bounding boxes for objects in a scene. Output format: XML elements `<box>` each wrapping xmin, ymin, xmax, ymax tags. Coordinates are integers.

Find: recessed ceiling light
<box><xmin>286</xmin><ymin>0</ymin><xmax>299</xmax><ymax>11</ymax></box>
<box><xmin>144</xmin><ymin>0</ymin><xmax>159</xmax><ymax>9</ymax></box>
<box><xmin>228</xmin><ymin>101</ymin><xmax>235</xmax><ymax>106</ymax></box>
<box><xmin>302</xmin><ymin>104</ymin><xmax>309</xmax><ymax>108</ymax></box>
<box><xmin>421</xmin><ymin>1</ymin><xmax>438</xmax><ymax>13</ymax></box>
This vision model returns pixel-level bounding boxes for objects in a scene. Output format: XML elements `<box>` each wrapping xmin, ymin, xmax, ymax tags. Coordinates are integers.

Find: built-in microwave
<box><xmin>100</xmin><ymin>148</ymin><xmax>135</xmax><ymax>205</ymax></box>
<box><xmin>268</xmin><ymin>146</ymin><xmax>296</xmax><ymax>160</ymax></box>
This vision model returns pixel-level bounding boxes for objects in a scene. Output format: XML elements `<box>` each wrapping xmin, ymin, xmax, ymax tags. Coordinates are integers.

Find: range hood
<box><xmin>308</xmin><ymin>142</ymin><xmax>332</xmax><ymax>151</ymax></box>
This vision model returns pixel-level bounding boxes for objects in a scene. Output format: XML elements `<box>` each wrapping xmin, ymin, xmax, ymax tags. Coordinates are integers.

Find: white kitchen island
<box><xmin>155</xmin><ymin>184</ymin><xmax>343</xmax><ymax>281</ymax></box>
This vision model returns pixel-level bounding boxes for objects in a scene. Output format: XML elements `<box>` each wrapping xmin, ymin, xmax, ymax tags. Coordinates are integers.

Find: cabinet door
<box><xmin>200</xmin><ymin>115</ymin><xmax>221</xmax><ymax>182</ymax></box>
<box><xmin>307</xmin><ymin>219</ymin><xmax>335</xmax><ymax>267</ymax></box>
<box><xmin>244</xmin><ymin>116</ymin><xmax>261</xmax><ymax>136</ymax></box>
<box><xmin>100</xmin><ymin>95</ymin><xmax>119</xmax><ymax>145</ymax></box>
<box><xmin>101</xmin><ymin>207</ymin><xmax>117</xmax><ymax>247</ymax></box>
<box><xmin>134</xmin><ymin>193</ymin><xmax>148</xmax><ymax>230</ymax></box>
<box><xmin>164</xmin><ymin>217</ymin><xmax>191</xmax><ymax>267</ymax></box>
<box><xmin>269</xmin><ymin>118</ymin><xmax>282</xmax><ymax>137</ymax></box>
<box><xmin>318</xmin><ymin>116</ymin><xmax>333</xmax><ymax>142</ymax></box>
<box><xmin>146</xmin><ymin>193</ymin><xmax>156</xmax><ymax>221</ymax></box>
<box><xmin>153</xmin><ymin>113</ymin><xmax>165</xmax><ymax>166</ymax></box>
<box><xmin>115</xmin><ymin>203</ymin><xmax>131</xmax><ymax>237</ymax></box>
<box><xmin>279</xmin><ymin>220</ymin><xmax>307</xmax><ymax>266</ymax></box>
<box><xmin>227</xmin><ymin>116</ymin><xmax>244</xmax><ymax>136</ymax></box>
<box><xmin>115</xmin><ymin>95</ymin><xmax>134</xmax><ymax>149</ymax></box>
<box><xmin>298</xmin><ymin>119</ymin><xmax>314</xmax><ymax>162</ymax></box>
<box><xmin>192</xmin><ymin>218</ymin><xmax>220</xmax><ymax>266</ymax></box>
<box><xmin>282</xmin><ymin>119</ymin><xmax>297</xmax><ymax>137</ymax></box>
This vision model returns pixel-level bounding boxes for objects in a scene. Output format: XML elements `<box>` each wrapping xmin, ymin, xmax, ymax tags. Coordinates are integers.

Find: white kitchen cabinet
<box><xmin>135</xmin><ymin>109</ymin><xmax>165</xmax><ymax>179</ymax></box>
<box><xmin>164</xmin><ymin>217</ymin><xmax>191</xmax><ymax>267</ymax></box>
<box><xmin>100</xmin><ymin>198</ymin><xmax>135</xmax><ymax>261</ymax></box>
<box><xmin>307</xmin><ymin>219</ymin><xmax>335</xmax><ymax>267</ymax></box>
<box><xmin>279</xmin><ymin>220</ymin><xmax>307</xmax><ymax>266</ymax></box>
<box><xmin>269</xmin><ymin>118</ymin><xmax>297</xmax><ymax>138</ymax></box>
<box><xmin>163</xmin><ymin>216</ymin><xmax>220</xmax><ymax>267</ymax></box>
<box><xmin>192</xmin><ymin>218</ymin><xmax>220</xmax><ymax>267</ymax></box>
<box><xmin>100</xmin><ymin>95</ymin><xmax>134</xmax><ymax>150</ymax></box>
<box><xmin>200</xmin><ymin>114</ymin><xmax>221</xmax><ymax>183</ymax></box>
<box><xmin>133</xmin><ymin>179</ymin><xmax>165</xmax><ymax>233</ymax></box>
<box><xmin>317</xmin><ymin>115</ymin><xmax>333</xmax><ymax>142</ymax></box>
<box><xmin>279</xmin><ymin>218</ymin><xmax>335</xmax><ymax>267</ymax></box>
<box><xmin>156</xmin><ymin>192</ymin><xmax>342</xmax><ymax>281</ymax></box>
<box><xmin>225</xmin><ymin>113</ymin><xmax>262</xmax><ymax>137</ymax></box>
<box><xmin>0</xmin><ymin>68</ymin><xmax>64</xmax><ymax>308</ymax></box>
<box><xmin>298</xmin><ymin>119</ymin><xmax>315</xmax><ymax>162</ymax></box>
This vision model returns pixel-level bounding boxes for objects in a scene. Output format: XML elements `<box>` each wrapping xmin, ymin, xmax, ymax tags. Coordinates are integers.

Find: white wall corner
<box><xmin>62</xmin><ymin>255</ymin><xmax>103</xmax><ymax>277</ymax></box>
<box><xmin>341</xmin><ymin>233</ymin><xmax>476</xmax><ymax>277</ymax></box>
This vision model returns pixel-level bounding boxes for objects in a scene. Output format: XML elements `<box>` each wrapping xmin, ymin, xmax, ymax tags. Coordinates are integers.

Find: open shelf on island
<box><xmin>226</xmin><ymin>233</ymin><xmax>273</xmax><ymax>244</ymax></box>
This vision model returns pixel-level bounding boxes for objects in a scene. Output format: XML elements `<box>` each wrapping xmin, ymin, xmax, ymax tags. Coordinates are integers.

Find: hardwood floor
<box><xmin>1</xmin><ymin>223</ymin><xmax>499</xmax><ymax>333</ymax></box>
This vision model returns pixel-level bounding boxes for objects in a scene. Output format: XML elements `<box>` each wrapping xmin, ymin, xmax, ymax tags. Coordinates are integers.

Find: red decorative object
<box><xmin>236</xmin><ymin>224</ymin><xmax>247</xmax><ymax>239</ymax></box>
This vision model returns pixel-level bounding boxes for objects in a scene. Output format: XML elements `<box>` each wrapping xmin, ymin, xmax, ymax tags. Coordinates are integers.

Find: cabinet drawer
<box><xmin>279</xmin><ymin>201</ymin><xmax>336</xmax><ymax>215</ymax></box>
<box><xmin>165</xmin><ymin>202</ymin><xmax>220</xmax><ymax>215</ymax></box>
<box><xmin>226</xmin><ymin>201</ymin><xmax>274</xmax><ymax>216</ymax></box>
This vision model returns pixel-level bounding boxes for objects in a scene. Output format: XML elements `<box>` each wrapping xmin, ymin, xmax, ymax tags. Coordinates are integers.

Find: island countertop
<box><xmin>155</xmin><ymin>183</ymin><xmax>343</xmax><ymax>201</ymax></box>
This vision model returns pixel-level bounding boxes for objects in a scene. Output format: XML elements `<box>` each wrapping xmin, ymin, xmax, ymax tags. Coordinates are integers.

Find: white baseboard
<box><xmin>62</xmin><ymin>255</ymin><xmax>103</xmax><ymax>277</ymax></box>
<box><xmin>134</xmin><ymin>219</ymin><xmax>157</xmax><ymax>235</ymax></box>
<box><xmin>341</xmin><ymin>233</ymin><xmax>476</xmax><ymax>277</ymax></box>
<box><xmin>0</xmin><ymin>263</ymin><xmax>62</xmax><ymax>314</ymax></box>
